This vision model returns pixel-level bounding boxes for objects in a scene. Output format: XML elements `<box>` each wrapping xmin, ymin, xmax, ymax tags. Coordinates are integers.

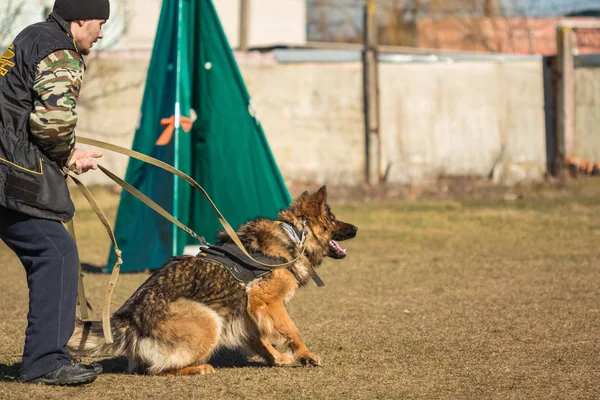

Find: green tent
<box><xmin>107</xmin><ymin>0</ymin><xmax>291</xmax><ymax>272</ymax></box>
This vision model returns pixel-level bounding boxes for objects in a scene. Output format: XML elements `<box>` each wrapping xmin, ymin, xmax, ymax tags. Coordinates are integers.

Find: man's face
<box><xmin>74</xmin><ymin>19</ymin><xmax>106</xmax><ymax>55</ymax></box>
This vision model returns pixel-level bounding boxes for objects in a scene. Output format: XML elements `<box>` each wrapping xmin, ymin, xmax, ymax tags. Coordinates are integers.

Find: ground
<box><xmin>0</xmin><ymin>179</ymin><xmax>598</xmax><ymax>399</ymax></box>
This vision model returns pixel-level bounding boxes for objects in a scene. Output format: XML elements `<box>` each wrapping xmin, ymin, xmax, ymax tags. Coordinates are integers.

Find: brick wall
<box><xmin>417</xmin><ymin>17</ymin><xmax>600</xmax><ymax>55</ymax></box>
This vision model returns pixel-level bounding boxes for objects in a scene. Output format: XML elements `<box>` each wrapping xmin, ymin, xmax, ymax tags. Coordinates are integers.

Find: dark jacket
<box><xmin>0</xmin><ymin>13</ymin><xmax>83</xmax><ymax>222</ymax></box>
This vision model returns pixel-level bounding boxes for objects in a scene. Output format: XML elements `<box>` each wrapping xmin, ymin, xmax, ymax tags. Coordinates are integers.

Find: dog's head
<box><xmin>280</xmin><ymin>186</ymin><xmax>357</xmax><ymax>260</ymax></box>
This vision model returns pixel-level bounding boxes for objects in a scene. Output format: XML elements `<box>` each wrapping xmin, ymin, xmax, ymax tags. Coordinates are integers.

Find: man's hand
<box><xmin>67</xmin><ymin>148</ymin><xmax>103</xmax><ymax>174</ymax></box>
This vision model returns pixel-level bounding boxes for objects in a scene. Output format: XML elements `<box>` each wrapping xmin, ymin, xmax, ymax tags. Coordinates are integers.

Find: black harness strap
<box><xmin>197</xmin><ymin>222</ymin><xmax>325</xmax><ymax>287</ymax></box>
<box><xmin>278</xmin><ymin>221</ymin><xmax>325</xmax><ymax>287</ymax></box>
<box><xmin>197</xmin><ymin>243</ymin><xmax>286</xmax><ymax>284</ymax></box>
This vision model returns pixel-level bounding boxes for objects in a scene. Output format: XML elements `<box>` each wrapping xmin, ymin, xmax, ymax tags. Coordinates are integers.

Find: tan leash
<box><xmin>64</xmin><ymin>220</ymin><xmax>90</xmax><ymax>321</ymax></box>
<box><xmin>76</xmin><ymin>136</ymin><xmax>309</xmax><ymax>269</ymax></box>
<box><xmin>66</xmin><ymin>170</ymin><xmax>122</xmax><ymax>344</ymax></box>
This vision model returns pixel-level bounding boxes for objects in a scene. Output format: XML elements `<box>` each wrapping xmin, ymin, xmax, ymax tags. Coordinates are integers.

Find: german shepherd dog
<box><xmin>68</xmin><ymin>186</ymin><xmax>357</xmax><ymax>375</ymax></box>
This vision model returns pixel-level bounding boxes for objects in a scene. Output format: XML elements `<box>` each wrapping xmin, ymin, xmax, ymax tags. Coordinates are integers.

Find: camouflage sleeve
<box><xmin>29</xmin><ymin>49</ymin><xmax>84</xmax><ymax>165</ymax></box>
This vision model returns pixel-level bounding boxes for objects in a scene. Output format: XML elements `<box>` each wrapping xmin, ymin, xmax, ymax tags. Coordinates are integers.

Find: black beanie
<box><xmin>53</xmin><ymin>0</ymin><xmax>110</xmax><ymax>21</ymax></box>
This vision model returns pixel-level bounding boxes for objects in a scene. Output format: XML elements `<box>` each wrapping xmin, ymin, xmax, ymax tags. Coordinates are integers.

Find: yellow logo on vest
<box><xmin>0</xmin><ymin>44</ymin><xmax>16</xmax><ymax>77</ymax></box>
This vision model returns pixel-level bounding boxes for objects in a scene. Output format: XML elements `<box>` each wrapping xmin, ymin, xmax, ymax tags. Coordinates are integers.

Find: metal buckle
<box><xmin>300</xmin><ymin>220</ymin><xmax>310</xmax><ymax>245</ymax></box>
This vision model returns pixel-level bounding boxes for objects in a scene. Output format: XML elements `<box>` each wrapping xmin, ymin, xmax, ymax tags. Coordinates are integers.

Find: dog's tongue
<box><xmin>329</xmin><ymin>240</ymin><xmax>346</xmax><ymax>256</ymax></box>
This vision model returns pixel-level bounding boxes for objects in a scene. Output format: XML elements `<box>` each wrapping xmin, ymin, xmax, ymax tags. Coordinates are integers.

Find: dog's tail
<box><xmin>67</xmin><ymin>318</ymin><xmax>129</xmax><ymax>357</ymax></box>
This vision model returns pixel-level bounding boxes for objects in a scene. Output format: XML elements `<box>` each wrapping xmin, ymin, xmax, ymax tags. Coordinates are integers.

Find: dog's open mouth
<box><xmin>328</xmin><ymin>240</ymin><xmax>347</xmax><ymax>259</ymax></box>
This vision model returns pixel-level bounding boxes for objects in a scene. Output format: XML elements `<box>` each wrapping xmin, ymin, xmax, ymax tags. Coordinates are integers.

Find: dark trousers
<box><xmin>0</xmin><ymin>205</ymin><xmax>77</xmax><ymax>381</ymax></box>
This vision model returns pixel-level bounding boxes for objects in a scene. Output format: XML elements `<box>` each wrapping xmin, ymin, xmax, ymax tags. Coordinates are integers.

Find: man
<box><xmin>0</xmin><ymin>0</ymin><xmax>109</xmax><ymax>386</ymax></box>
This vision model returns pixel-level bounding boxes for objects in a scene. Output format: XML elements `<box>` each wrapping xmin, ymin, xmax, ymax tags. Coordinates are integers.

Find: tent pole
<box><xmin>239</xmin><ymin>0</ymin><xmax>249</xmax><ymax>51</ymax></box>
<box><xmin>173</xmin><ymin>0</ymin><xmax>183</xmax><ymax>256</ymax></box>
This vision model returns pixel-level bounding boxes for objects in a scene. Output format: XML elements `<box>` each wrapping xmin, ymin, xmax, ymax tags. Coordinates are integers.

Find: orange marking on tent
<box><xmin>156</xmin><ymin>115</ymin><xmax>194</xmax><ymax>146</ymax></box>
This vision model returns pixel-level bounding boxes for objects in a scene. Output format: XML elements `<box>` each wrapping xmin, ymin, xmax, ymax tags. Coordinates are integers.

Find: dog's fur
<box><xmin>68</xmin><ymin>186</ymin><xmax>357</xmax><ymax>376</ymax></box>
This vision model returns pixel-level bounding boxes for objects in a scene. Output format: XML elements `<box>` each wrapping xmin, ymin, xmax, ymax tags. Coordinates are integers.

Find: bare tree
<box><xmin>307</xmin><ymin>0</ymin><xmax>363</xmax><ymax>43</ymax></box>
<box><xmin>419</xmin><ymin>0</ymin><xmax>539</xmax><ymax>53</ymax></box>
<box><xmin>307</xmin><ymin>0</ymin><xmax>538</xmax><ymax>53</ymax></box>
<box><xmin>0</xmin><ymin>0</ymin><xmax>25</xmax><ymax>46</ymax></box>
<box><xmin>378</xmin><ymin>0</ymin><xmax>418</xmax><ymax>46</ymax></box>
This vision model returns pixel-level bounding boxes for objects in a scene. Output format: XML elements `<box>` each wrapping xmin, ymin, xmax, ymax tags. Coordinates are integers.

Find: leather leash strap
<box><xmin>66</xmin><ymin>170</ymin><xmax>122</xmax><ymax>344</ymax></box>
<box><xmin>64</xmin><ymin>220</ymin><xmax>89</xmax><ymax>321</ymax></box>
<box><xmin>76</xmin><ymin>136</ymin><xmax>309</xmax><ymax>270</ymax></box>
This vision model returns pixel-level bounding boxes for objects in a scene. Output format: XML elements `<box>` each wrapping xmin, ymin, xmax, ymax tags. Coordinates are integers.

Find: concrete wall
<box><xmin>245</xmin><ymin>0</ymin><xmax>307</xmax><ymax>48</ymax></box>
<box><xmin>574</xmin><ymin>67</ymin><xmax>600</xmax><ymax>162</ymax></box>
<box><xmin>2</xmin><ymin>0</ymin><xmax>306</xmax><ymax>50</ymax></box>
<box><xmin>74</xmin><ymin>53</ymin><xmax>552</xmax><ymax>187</ymax></box>
<box><xmin>242</xmin><ymin>63</ymin><xmax>364</xmax><ymax>185</ymax></box>
<box><xmin>75</xmin><ymin>56</ymin><xmax>364</xmax><ymax>186</ymax></box>
<box><xmin>380</xmin><ymin>61</ymin><xmax>547</xmax><ymax>184</ymax></box>
<box><xmin>116</xmin><ymin>0</ymin><xmax>161</xmax><ymax>50</ymax></box>
<box><xmin>118</xmin><ymin>0</ymin><xmax>308</xmax><ymax>50</ymax></box>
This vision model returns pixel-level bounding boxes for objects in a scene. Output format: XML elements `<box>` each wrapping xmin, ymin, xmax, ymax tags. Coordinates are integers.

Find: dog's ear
<box><xmin>291</xmin><ymin>190</ymin><xmax>310</xmax><ymax>209</ymax></box>
<box><xmin>315</xmin><ymin>185</ymin><xmax>327</xmax><ymax>204</ymax></box>
<box><xmin>296</xmin><ymin>190</ymin><xmax>309</xmax><ymax>203</ymax></box>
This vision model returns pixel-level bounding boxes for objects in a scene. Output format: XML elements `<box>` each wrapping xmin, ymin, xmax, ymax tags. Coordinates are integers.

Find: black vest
<box><xmin>0</xmin><ymin>13</ymin><xmax>83</xmax><ymax>222</ymax></box>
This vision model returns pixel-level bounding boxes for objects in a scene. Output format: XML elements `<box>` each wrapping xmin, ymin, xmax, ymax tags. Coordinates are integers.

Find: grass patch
<box><xmin>0</xmin><ymin>181</ymin><xmax>599</xmax><ymax>399</ymax></box>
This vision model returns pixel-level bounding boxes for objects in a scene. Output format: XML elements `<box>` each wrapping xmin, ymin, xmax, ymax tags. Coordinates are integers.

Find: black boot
<box><xmin>90</xmin><ymin>362</ymin><xmax>103</xmax><ymax>374</ymax></box>
<box><xmin>73</xmin><ymin>357</ymin><xmax>103</xmax><ymax>374</ymax></box>
<box><xmin>26</xmin><ymin>362</ymin><xmax>98</xmax><ymax>386</ymax></box>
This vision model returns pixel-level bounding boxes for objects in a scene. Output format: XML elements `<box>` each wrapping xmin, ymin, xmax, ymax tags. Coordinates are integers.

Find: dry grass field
<box><xmin>0</xmin><ymin>180</ymin><xmax>598</xmax><ymax>399</ymax></box>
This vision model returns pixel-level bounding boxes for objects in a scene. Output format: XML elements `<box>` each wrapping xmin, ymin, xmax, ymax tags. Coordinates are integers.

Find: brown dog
<box><xmin>68</xmin><ymin>186</ymin><xmax>357</xmax><ymax>375</ymax></box>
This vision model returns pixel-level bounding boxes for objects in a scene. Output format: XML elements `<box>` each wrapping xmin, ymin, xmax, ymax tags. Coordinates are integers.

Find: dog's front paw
<box><xmin>274</xmin><ymin>353</ymin><xmax>295</xmax><ymax>366</ymax></box>
<box><xmin>297</xmin><ymin>352</ymin><xmax>322</xmax><ymax>367</ymax></box>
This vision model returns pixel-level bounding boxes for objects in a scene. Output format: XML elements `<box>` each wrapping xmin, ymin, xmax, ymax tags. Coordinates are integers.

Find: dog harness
<box><xmin>197</xmin><ymin>242</ymin><xmax>283</xmax><ymax>284</ymax></box>
<box><xmin>196</xmin><ymin>222</ymin><xmax>325</xmax><ymax>286</ymax></box>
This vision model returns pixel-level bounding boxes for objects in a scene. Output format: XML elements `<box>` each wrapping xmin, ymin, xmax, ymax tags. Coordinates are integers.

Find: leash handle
<box><xmin>77</xmin><ymin>136</ymin><xmax>308</xmax><ymax>270</ymax></box>
<box><xmin>65</xmin><ymin>220</ymin><xmax>90</xmax><ymax>321</ymax></box>
<box><xmin>66</xmin><ymin>170</ymin><xmax>122</xmax><ymax>344</ymax></box>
